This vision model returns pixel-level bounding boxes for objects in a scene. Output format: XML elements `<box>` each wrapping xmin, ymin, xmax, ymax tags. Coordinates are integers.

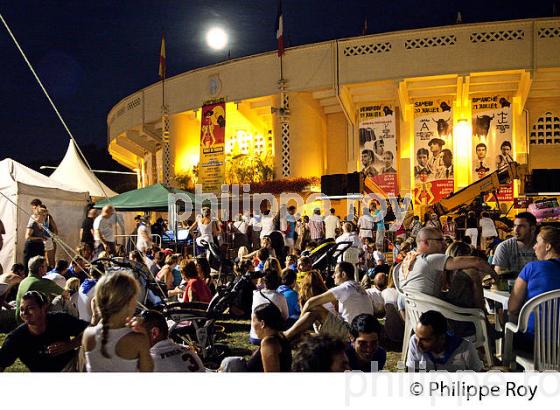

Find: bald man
<box><xmin>93</xmin><ymin>205</ymin><xmax>121</xmax><ymax>255</ymax></box>
<box><xmin>399</xmin><ymin>227</ymin><xmax>496</xmax><ymax>308</ymax></box>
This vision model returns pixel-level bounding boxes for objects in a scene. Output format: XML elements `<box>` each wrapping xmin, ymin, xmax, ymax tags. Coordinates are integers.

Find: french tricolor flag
<box><xmin>275</xmin><ymin>0</ymin><xmax>284</xmax><ymax>57</ymax></box>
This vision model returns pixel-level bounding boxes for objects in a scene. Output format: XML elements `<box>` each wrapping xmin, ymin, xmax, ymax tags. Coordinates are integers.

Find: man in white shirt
<box><xmin>136</xmin><ymin>217</ymin><xmax>153</xmax><ymax>253</ymax></box>
<box><xmin>233</xmin><ymin>213</ymin><xmax>249</xmax><ymax>235</ymax></box>
<box><xmin>139</xmin><ymin>310</ymin><xmax>205</xmax><ymax>372</ymax></box>
<box><xmin>249</xmin><ymin>212</ymin><xmax>262</xmax><ymax>250</ymax></box>
<box><xmin>93</xmin><ymin>205</ymin><xmax>123</xmax><ymax>255</ymax></box>
<box><xmin>406</xmin><ymin>310</ymin><xmax>483</xmax><ymax>372</ymax></box>
<box><xmin>284</xmin><ymin>261</ymin><xmax>373</xmax><ymax>341</ymax></box>
<box><xmin>43</xmin><ymin>260</ymin><xmax>69</xmax><ymax>289</ymax></box>
<box><xmin>260</xmin><ymin>209</ymin><xmax>275</xmax><ymax>239</ymax></box>
<box><xmin>336</xmin><ymin>222</ymin><xmax>362</xmax><ymax>281</ymax></box>
<box><xmin>324</xmin><ymin>208</ymin><xmax>341</xmax><ymax>240</ymax></box>
<box><xmin>357</xmin><ymin>208</ymin><xmax>374</xmax><ymax>240</ymax></box>
<box><xmin>366</xmin><ymin>272</ymin><xmax>388</xmax><ymax>317</ymax></box>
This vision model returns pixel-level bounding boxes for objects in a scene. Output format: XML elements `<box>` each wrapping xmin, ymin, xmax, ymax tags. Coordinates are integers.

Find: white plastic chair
<box><xmin>392</xmin><ymin>263</ymin><xmax>414</xmax><ymax>362</ymax></box>
<box><xmin>402</xmin><ymin>290</ymin><xmax>493</xmax><ymax>367</ymax></box>
<box><xmin>503</xmin><ymin>289</ymin><xmax>560</xmax><ymax>371</ymax></box>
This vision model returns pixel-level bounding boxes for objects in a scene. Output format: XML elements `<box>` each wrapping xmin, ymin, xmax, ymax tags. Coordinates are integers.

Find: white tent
<box><xmin>49</xmin><ymin>139</ymin><xmax>118</xmax><ymax>198</ymax></box>
<box><xmin>0</xmin><ymin>158</ymin><xmax>90</xmax><ymax>272</ymax></box>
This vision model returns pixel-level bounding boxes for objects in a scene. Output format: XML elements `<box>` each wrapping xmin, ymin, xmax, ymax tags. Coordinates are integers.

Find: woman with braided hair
<box><xmin>82</xmin><ymin>271</ymin><xmax>153</xmax><ymax>372</ymax></box>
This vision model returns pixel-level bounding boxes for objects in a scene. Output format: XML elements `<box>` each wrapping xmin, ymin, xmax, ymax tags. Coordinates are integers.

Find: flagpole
<box><xmin>160</xmin><ymin>33</ymin><xmax>171</xmax><ymax>187</ymax></box>
<box><xmin>280</xmin><ymin>52</ymin><xmax>284</xmax><ymax>82</ymax></box>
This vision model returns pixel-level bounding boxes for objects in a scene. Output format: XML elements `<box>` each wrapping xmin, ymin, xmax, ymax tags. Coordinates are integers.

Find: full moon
<box><xmin>206</xmin><ymin>27</ymin><xmax>228</xmax><ymax>50</ymax></box>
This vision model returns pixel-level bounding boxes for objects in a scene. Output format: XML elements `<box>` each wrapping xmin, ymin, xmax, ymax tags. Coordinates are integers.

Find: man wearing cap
<box><xmin>427</xmin><ymin>138</ymin><xmax>445</xmax><ymax>176</ymax></box>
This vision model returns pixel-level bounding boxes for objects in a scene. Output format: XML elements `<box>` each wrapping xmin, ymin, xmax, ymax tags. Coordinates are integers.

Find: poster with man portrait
<box><xmin>358</xmin><ymin>104</ymin><xmax>398</xmax><ymax>197</ymax></box>
<box><xmin>199</xmin><ymin>99</ymin><xmax>226</xmax><ymax>193</ymax></box>
<box><xmin>413</xmin><ymin>98</ymin><xmax>455</xmax><ymax>206</ymax></box>
<box><xmin>471</xmin><ymin>95</ymin><xmax>513</xmax><ymax>201</ymax></box>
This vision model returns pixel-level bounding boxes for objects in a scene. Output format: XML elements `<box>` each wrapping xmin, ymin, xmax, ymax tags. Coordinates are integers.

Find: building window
<box><xmin>470</xmin><ymin>30</ymin><xmax>524</xmax><ymax>43</ymax></box>
<box><xmin>530</xmin><ymin>112</ymin><xmax>560</xmax><ymax>145</ymax></box>
<box><xmin>404</xmin><ymin>35</ymin><xmax>456</xmax><ymax>49</ymax></box>
<box><xmin>538</xmin><ymin>26</ymin><xmax>560</xmax><ymax>39</ymax></box>
<box><xmin>344</xmin><ymin>42</ymin><xmax>391</xmax><ymax>56</ymax></box>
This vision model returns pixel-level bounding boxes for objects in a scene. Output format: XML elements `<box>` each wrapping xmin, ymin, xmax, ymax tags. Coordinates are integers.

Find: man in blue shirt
<box><xmin>371</xmin><ymin>203</ymin><xmax>385</xmax><ymax>251</ymax></box>
<box><xmin>346</xmin><ymin>313</ymin><xmax>386</xmax><ymax>371</ymax></box>
<box><xmin>277</xmin><ymin>269</ymin><xmax>300</xmax><ymax>327</ymax></box>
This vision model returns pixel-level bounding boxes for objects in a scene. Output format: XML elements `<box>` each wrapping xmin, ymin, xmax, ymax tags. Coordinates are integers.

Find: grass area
<box><xmin>1</xmin><ymin>319</ymin><xmax>402</xmax><ymax>372</ymax></box>
<box><xmin>216</xmin><ymin>319</ymin><xmax>402</xmax><ymax>371</ymax></box>
<box><xmin>0</xmin><ymin>334</ymin><xmax>28</xmax><ymax>372</ymax></box>
<box><xmin>216</xmin><ymin>319</ymin><xmax>257</xmax><ymax>358</ymax></box>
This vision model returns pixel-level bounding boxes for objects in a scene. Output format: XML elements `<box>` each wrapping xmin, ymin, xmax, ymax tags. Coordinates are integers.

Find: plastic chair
<box><xmin>503</xmin><ymin>289</ymin><xmax>560</xmax><ymax>371</ymax></box>
<box><xmin>391</xmin><ymin>263</ymin><xmax>413</xmax><ymax>362</ymax></box>
<box><xmin>402</xmin><ymin>290</ymin><xmax>493</xmax><ymax>367</ymax></box>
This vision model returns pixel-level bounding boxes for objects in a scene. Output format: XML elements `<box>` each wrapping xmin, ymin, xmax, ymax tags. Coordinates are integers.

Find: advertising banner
<box><xmin>358</xmin><ymin>104</ymin><xmax>398</xmax><ymax>197</ymax></box>
<box><xmin>413</xmin><ymin>98</ymin><xmax>454</xmax><ymax>206</ymax></box>
<box><xmin>471</xmin><ymin>95</ymin><xmax>514</xmax><ymax>201</ymax></box>
<box><xmin>199</xmin><ymin>100</ymin><xmax>226</xmax><ymax>193</ymax></box>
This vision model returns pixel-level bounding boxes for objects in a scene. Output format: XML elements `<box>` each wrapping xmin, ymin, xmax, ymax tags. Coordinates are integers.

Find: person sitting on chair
<box><xmin>508</xmin><ymin>226</ymin><xmax>560</xmax><ymax>352</ymax></box>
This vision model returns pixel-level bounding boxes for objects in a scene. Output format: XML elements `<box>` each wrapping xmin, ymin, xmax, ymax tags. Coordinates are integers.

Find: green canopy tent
<box><xmin>94</xmin><ymin>183</ymin><xmax>195</xmax><ymax>211</ymax></box>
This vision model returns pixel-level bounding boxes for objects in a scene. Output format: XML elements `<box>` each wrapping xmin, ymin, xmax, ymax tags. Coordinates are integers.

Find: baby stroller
<box><xmin>207</xmin><ymin>268</ymin><xmax>264</xmax><ymax>319</ymax></box>
<box><xmin>309</xmin><ymin>240</ymin><xmax>353</xmax><ymax>286</ymax></box>
<box><xmin>159</xmin><ymin>301</ymin><xmax>229</xmax><ymax>366</ymax></box>
<box><xmin>197</xmin><ymin>238</ymin><xmax>234</xmax><ymax>285</ymax></box>
<box><xmin>91</xmin><ymin>257</ymin><xmax>226</xmax><ymax>365</ymax></box>
<box><xmin>90</xmin><ymin>257</ymin><xmax>167</xmax><ymax>309</ymax></box>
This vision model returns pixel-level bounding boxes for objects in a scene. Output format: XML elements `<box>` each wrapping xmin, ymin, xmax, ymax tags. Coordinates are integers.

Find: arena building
<box><xmin>107</xmin><ymin>17</ymin><xmax>560</xmax><ymax>214</ymax></box>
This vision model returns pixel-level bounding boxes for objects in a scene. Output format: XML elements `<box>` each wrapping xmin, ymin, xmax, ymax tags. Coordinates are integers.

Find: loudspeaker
<box><xmin>321</xmin><ymin>172</ymin><xmax>362</xmax><ymax>196</ymax></box>
<box><xmin>321</xmin><ymin>174</ymin><xmax>346</xmax><ymax>196</ymax></box>
<box><xmin>529</xmin><ymin>169</ymin><xmax>560</xmax><ymax>193</ymax></box>
<box><xmin>346</xmin><ymin>172</ymin><xmax>361</xmax><ymax>193</ymax></box>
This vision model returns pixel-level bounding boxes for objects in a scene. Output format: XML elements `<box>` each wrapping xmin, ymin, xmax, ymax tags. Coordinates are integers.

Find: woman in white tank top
<box><xmin>189</xmin><ymin>208</ymin><xmax>216</xmax><ymax>246</ymax></box>
<box><xmin>82</xmin><ymin>271</ymin><xmax>153</xmax><ymax>372</ymax></box>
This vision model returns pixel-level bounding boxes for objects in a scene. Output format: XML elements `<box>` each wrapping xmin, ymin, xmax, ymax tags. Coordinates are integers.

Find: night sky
<box><xmin>0</xmin><ymin>0</ymin><xmax>555</xmax><ymax>166</ymax></box>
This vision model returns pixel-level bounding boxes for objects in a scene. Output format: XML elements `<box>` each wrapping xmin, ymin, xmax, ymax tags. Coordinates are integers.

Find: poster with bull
<box><xmin>471</xmin><ymin>95</ymin><xmax>513</xmax><ymax>201</ymax></box>
<box><xmin>199</xmin><ymin>99</ymin><xmax>226</xmax><ymax>193</ymax></box>
<box><xmin>358</xmin><ymin>104</ymin><xmax>398</xmax><ymax>197</ymax></box>
<box><xmin>413</xmin><ymin>98</ymin><xmax>455</xmax><ymax>208</ymax></box>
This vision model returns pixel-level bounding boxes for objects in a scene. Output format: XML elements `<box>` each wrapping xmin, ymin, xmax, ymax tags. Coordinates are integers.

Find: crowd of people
<box><xmin>0</xmin><ymin>196</ymin><xmax>558</xmax><ymax>373</ymax></box>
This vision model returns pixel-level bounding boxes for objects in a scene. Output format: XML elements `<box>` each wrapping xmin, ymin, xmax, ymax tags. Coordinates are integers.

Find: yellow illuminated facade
<box><xmin>107</xmin><ymin>18</ymin><xmax>560</xmax><ymax>203</ymax></box>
